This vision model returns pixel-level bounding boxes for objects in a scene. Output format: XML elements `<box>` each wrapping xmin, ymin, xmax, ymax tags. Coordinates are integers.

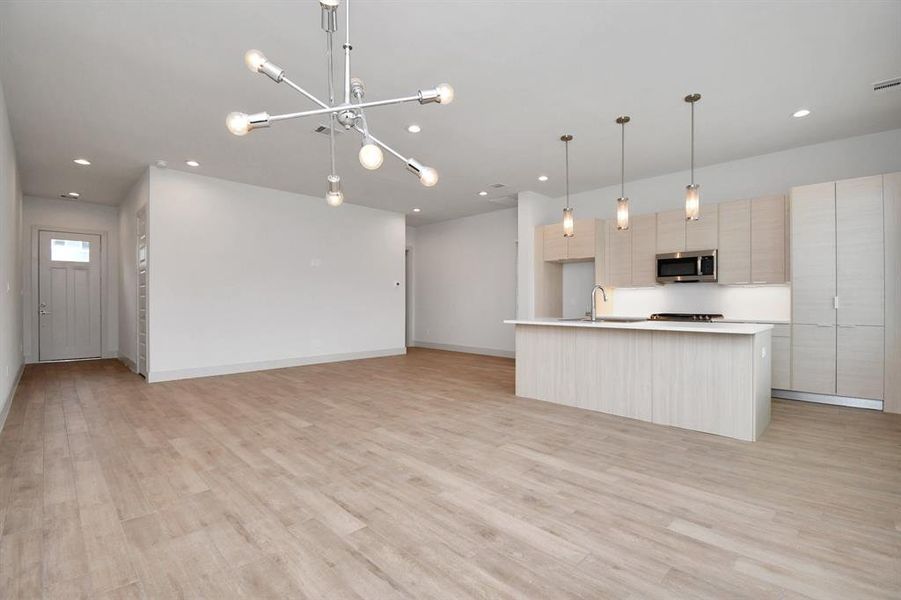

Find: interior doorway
<box><xmin>38</xmin><ymin>230</ymin><xmax>102</xmax><ymax>361</ymax></box>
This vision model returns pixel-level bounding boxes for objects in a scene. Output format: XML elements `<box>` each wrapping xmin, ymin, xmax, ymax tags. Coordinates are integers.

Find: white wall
<box><xmin>146</xmin><ymin>168</ymin><xmax>406</xmax><ymax>382</ymax></box>
<box><xmin>21</xmin><ymin>195</ymin><xmax>119</xmax><ymax>361</ymax></box>
<box><xmin>412</xmin><ymin>207</ymin><xmax>517</xmax><ymax>356</ymax></box>
<box><xmin>0</xmin><ymin>74</ymin><xmax>23</xmax><ymax>425</ymax></box>
<box><xmin>117</xmin><ymin>169</ymin><xmax>148</xmax><ymax>368</ymax></box>
<box><xmin>521</xmin><ymin>128</ymin><xmax>901</xmax><ymax>321</ymax></box>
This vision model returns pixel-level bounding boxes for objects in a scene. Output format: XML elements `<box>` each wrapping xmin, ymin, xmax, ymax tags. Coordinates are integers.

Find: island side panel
<box><xmin>650</xmin><ymin>331</ymin><xmax>757</xmax><ymax>441</ymax></box>
<box><xmin>752</xmin><ymin>330</ymin><xmax>773</xmax><ymax>439</ymax></box>
<box><xmin>514</xmin><ymin>325</ymin><xmax>653</xmax><ymax>420</ymax></box>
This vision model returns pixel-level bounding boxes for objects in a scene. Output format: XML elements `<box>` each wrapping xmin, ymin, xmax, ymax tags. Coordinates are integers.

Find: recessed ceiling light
<box><xmin>478</xmin><ymin>191</ymin><xmax>488</xmax><ymax>196</ymax></box>
<box><xmin>186</xmin><ymin>160</ymin><xmax>200</xmax><ymax>167</ymax></box>
<box><xmin>61</xmin><ymin>192</ymin><xmax>80</xmax><ymax>199</ymax></box>
<box><xmin>412</xmin><ymin>208</ymin><xmax>421</xmax><ymax>213</ymax></box>
<box><xmin>407</xmin><ymin>124</ymin><xmax>421</xmax><ymax>134</ymax></box>
<box><xmin>792</xmin><ymin>109</ymin><xmax>811</xmax><ymax>118</ymax></box>
<box><xmin>73</xmin><ymin>158</ymin><xmax>91</xmax><ymax>166</ymax></box>
<box><xmin>538</xmin><ymin>175</ymin><xmax>548</xmax><ymax>182</ymax></box>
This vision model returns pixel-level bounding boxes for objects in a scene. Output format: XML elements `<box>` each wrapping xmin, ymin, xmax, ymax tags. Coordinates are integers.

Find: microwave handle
<box><xmin>697</xmin><ymin>256</ymin><xmax>703</xmax><ymax>275</ymax></box>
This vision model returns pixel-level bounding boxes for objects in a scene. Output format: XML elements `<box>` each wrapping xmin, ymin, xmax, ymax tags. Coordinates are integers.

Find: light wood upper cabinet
<box><xmin>610</xmin><ymin>226</ymin><xmax>632</xmax><ymax>288</ymax></box>
<box><xmin>791</xmin><ymin>324</ymin><xmax>836</xmax><ymax>394</ymax></box>
<box><xmin>542</xmin><ymin>223</ymin><xmax>568</xmax><ymax>262</ymax></box>
<box><xmin>836</xmin><ymin>176</ymin><xmax>884</xmax><ymax>326</ymax></box>
<box><xmin>751</xmin><ymin>194</ymin><xmax>787</xmax><ymax>284</ymax></box>
<box><xmin>656</xmin><ymin>210</ymin><xmax>685</xmax><ymax>254</ymax></box>
<box><xmin>717</xmin><ymin>199</ymin><xmax>751</xmax><ymax>284</ymax></box>
<box><xmin>791</xmin><ymin>182</ymin><xmax>836</xmax><ymax>325</ymax></box>
<box><xmin>567</xmin><ymin>219</ymin><xmax>597</xmax><ymax>261</ymax></box>
<box><xmin>837</xmin><ymin>325</ymin><xmax>884</xmax><ymax>400</ymax></box>
<box><xmin>631</xmin><ymin>214</ymin><xmax>657</xmax><ymax>287</ymax></box>
<box><xmin>685</xmin><ymin>204</ymin><xmax>718</xmax><ymax>251</ymax></box>
<box><xmin>541</xmin><ymin>219</ymin><xmax>596</xmax><ymax>262</ymax></box>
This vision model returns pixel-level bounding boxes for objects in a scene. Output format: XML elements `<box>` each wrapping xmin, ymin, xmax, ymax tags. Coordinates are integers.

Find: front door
<box><xmin>38</xmin><ymin>231</ymin><xmax>102</xmax><ymax>361</ymax></box>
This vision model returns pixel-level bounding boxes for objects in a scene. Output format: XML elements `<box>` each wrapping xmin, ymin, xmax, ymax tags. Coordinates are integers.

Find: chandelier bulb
<box><xmin>244</xmin><ymin>49</ymin><xmax>267</xmax><ymax>73</ymax></box>
<box><xmin>435</xmin><ymin>83</ymin><xmax>455</xmax><ymax>105</ymax></box>
<box><xmin>225</xmin><ymin>112</ymin><xmax>250</xmax><ymax>136</ymax></box>
<box><xmin>419</xmin><ymin>166</ymin><xmax>439</xmax><ymax>187</ymax></box>
<box><xmin>326</xmin><ymin>174</ymin><xmax>344</xmax><ymax>206</ymax></box>
<box><xmin>359</xmin><ymin>142</ymin><xmax>384</xmax><ymax>170</ymax></box>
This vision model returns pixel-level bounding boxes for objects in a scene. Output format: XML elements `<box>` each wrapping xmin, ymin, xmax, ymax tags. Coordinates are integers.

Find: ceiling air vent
<box><xmin>489</xmin><ymin>183</ymin><xmax>506</xmax><ymax>189</ymax></box>
<box><xmin>313</xmin><ymin>124</ymin><xmax>343</xmax><ymax>135</ymax></box>
<box><xmin>873</xmin><ymin>77</ymin><xmax>901</xmax><ymax>92</ymax></box>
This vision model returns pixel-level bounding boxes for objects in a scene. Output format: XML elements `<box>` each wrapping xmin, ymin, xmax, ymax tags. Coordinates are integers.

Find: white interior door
<box><xmin>38</xmin><ymin>230</ymin><xmax>102</xmax><ymax>361</ymax></box>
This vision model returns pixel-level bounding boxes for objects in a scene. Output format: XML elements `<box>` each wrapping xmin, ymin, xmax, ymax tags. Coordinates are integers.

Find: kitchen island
<box><xmin>504</xmin><ymin>319</ymin><xmax>773</xmax><ymax>441</ymax></box>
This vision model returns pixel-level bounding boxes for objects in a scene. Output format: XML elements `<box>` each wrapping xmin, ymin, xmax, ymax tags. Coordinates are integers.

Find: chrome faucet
<box><xmin>590</xmin><ymin>284</ymin><xmax>607</xmax><ymax>321</ymax></box>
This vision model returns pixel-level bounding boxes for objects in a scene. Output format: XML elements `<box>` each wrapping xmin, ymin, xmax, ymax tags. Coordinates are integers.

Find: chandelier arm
<box><xmin>326</xmin><ymin>30</ymin><xmax>337</xmax><ymax>177</ymax></box>
<box><xmin>269</xmin><ymin>94</ymin><xmax>423</xmax><ymax>123</ymax></box>
<box><xmin>282</xmin><ymin>76</ymin><xmax>330</xmax><ymax>110</ymax></box>
<box><xmin>353</xmin><ymin>126</ymin><xmax>407</xmax><ymax>163</ymax></box>
<box><xmin>343</xmin><ymin>0</ymin><xmax>351</xmax><ymax>105</ymax></box>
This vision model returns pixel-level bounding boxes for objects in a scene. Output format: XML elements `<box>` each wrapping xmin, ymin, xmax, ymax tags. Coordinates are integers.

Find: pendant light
<box><xmin>615</xmin><ymin>116</ymin><xmax>630</xmax><ymax>230</ymax></box>
<box><xmin>684</xmin><ymin>93</ymin><xmax>701</xmax><ymax>221</ymax></box>
<box><xmin>561</xmin><ymin>134</ymin><xmax>574</xmax><ymax>238</ymax></box>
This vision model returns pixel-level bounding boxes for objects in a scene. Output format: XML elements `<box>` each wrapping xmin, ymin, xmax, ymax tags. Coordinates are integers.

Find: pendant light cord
<box><xmin>621</xmin><ymin>121</ymin><xmax>625</xmax><ymax>198</ymax></box>
<box><xmin>690</xmin><ymin>100</ymin><xmax>695</xmax><ymax>186</ymax></box>
<box><xmin>564</xmin><ymin>139</ymin><xmax>570</xmax><ymax>209</ymax></box>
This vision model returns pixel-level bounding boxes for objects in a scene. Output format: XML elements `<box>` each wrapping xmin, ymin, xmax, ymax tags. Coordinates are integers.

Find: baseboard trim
<box><xmin>0</xmin><ymin>362</ymin><xmax>25</xmax><ymax>435</ymax></box>
<box><xmin>411</xmin><ymin>341</ymin><xmax>514</xmax><ymax>359</ymax></box>
<box><xmin>772</xmin><ymin>389</ymin><xmax>883</xmax><ymax>411</ymax></box>
<box><xmin>146</xmin><ymin>348</ymin><xmax>407</xmax><ymax>383</ymax></box>
<box><xmin>118</xmin><ymin>353</ymin><xmax>137</xmax><ymax>373</ymax></box>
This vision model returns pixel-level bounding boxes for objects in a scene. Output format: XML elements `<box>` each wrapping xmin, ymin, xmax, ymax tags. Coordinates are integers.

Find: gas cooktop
<box><xmin>648</xmin><ymin>313</ymin><xmax>724</xmax><ymax>322</ymax></box>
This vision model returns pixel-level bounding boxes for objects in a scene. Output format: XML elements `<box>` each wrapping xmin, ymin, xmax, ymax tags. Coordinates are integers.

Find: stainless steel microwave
<box><xmin>656</xmin><ymin>250</ymin><xmax>717</xmax><ymax>283</ymax></box>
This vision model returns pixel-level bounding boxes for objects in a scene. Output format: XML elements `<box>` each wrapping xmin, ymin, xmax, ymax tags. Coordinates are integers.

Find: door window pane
<box><xmin>51</xmin><ymin>239</ymin><xmax>90</xmax><ymax>262</ymax></box>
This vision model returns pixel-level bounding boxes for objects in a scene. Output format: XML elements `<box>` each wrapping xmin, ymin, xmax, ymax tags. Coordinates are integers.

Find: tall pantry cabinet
<box><xmin>790</xmin><ymin>175</ymin><xmax>889</xmax><ymax>403</ymax></box>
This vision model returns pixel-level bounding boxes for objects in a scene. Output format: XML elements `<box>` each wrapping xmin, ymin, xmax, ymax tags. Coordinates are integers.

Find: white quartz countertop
<box><xmin>504</xmin><ymin>318</ymin><xmax>774</xmax><ymax>335</ymax></box>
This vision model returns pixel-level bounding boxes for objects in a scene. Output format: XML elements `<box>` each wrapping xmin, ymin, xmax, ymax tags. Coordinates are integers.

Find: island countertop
<box><xmin>504</xmin><ymin>318</ymin><xmax>773</xmax><ymax>335</ymax></box>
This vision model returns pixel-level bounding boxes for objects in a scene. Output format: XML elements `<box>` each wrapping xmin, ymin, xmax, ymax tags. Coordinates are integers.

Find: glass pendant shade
<box><xmin>563</xmin><ymin>207</ymin><xmax>574</xmax><ymax>238</ymax></box>
<box><xmin>685</xmin><ymin>184</ymin><xmax>701</xmax><ymax>221</ymax></box>
<box><xmin>616</xmin><ymin>197</ymin><xmax>630</xmax><ymax>230</ymax></box>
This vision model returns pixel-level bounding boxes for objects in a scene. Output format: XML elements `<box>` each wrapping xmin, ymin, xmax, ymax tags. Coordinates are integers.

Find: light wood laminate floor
<box><xmin>0</xmin><ymin>349</ymin><xmax>899</xmax><ymax>599</ymax></box>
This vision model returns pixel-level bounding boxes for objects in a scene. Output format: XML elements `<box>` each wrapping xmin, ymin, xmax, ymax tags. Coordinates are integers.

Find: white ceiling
<box><xmin>1</xmin><ymin>1</ymin><xmax>900</xmax><ymax>225</ymax></box>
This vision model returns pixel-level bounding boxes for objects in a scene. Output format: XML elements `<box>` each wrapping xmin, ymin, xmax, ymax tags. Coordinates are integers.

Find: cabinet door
<box><xmin>751</xmin><ymin>194</ymin><xmax>787</xmax><ymax>284</ymax></box>
<box><xmin>771</xmin><ymin>335</ymin><xmax>791</xmax><ymax>389</ymax></box>
<box><xmin>791</xmin><ymin>324</ymin><xmax>836</xmax><ymax>394</ymax></box>
<box><xmin>567</xmin><ymin>218</ymin><xmax>596</xmax><ymax>260</ymax></box>
<box><xmin>656</xmin><ymin>209</ymin><xmax>685</xmax><ymax>254</ymax></box>
<box><xmin>542</xmin><ymin>224</ymin><xmax>567</xmax><ymax>262</ymax></box>
<box><xmin>610</xmin><ymin>227</ymin><xmax>632</xmax><ymax>287</ymax></box>
<box><xmin>791</xmin><ymin>182</ymin><xmax>836</xmax><ymax>325</ymax></box>
<box><xmin>685</xmin><ymin>203</ymin><xmax>718</xmax><ymax>251</ymax></box>
<box><xmin>837</xmin><ymin>325</ymin><xmax>884</xmax><ymax>400</ymax></box>
<box><xmin>836</xmin><ymin>176</ymin><xmax>884</xmax><ymax>326</ymax></box>
<box><xmin>631</xmin><ymin>214</ymin><xmax>657</xmax><ymax>287</ymax></box>
<box><xmin>717</xmin><ymin>199</ymin><xmax>751</xmax><ymax>284</ymax></box>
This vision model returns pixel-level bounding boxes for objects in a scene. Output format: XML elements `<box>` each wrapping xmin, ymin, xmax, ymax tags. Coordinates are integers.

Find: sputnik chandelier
<box><xmin>225</xmin><ymin>0</ymin><xmax>454</xmax><ymax>206</ymax></box>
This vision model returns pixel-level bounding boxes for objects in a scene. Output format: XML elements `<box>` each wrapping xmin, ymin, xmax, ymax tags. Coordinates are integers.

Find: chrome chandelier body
<box><xmin>226</xmin><ymin>0</ymin><xmax>453</xmax><ymax>206</ymax></box>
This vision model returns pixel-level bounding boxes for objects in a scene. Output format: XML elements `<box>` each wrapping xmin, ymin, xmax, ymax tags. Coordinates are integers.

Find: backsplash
<box><xmin>562</xmin><ymin>263</ymin><xmax>790</xmax><ymax>321</ymax></box>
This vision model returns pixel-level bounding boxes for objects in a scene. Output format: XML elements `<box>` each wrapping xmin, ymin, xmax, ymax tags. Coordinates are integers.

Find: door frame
<box><xmin>29</xmin><ymin>225</ymin><xmax>110</xmax><ymax>363</ymax></box>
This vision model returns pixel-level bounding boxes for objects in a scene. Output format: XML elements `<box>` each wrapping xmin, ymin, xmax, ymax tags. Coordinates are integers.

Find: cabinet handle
<box><xmin>752</xmin><ymin>281</ymin><xmax>766</xmax><ymax>284</ymax></box>
<box><xmin>833</xmin><ymin>296</ymin><xmax>840</xmax><ymax>309</ymax></box>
